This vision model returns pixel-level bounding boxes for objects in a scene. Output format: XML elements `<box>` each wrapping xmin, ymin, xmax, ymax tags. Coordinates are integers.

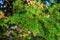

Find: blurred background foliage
<box><xmin>0</xmin><ymin>0</ymin><xmax>60</xmax><ymax>40</ymax></box>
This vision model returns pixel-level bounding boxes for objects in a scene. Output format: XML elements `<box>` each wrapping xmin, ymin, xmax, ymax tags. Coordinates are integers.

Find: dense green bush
<box><xmin>0</xmin><ymin>0</ymin><xmax>60</xmax><ymax>40</ymax></box>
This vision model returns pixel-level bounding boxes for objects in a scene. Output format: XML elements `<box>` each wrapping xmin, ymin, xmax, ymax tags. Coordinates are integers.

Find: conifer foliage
<box><xmin>0</xmin><ymin>0</ymin><xmax>60</xmax><ymax>40</ymax></box>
